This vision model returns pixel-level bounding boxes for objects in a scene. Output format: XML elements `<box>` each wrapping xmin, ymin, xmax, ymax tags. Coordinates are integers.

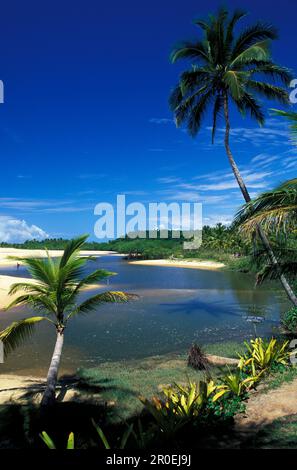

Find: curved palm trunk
<box><xmin>223</xmin><ymin>92</ymin><xmax>297</xmax><ymax>307</ymax></box>
<box><xmin>41</xmin><ymin>329</ymin><xmax>64</xmax><ymax>407</ymax></box>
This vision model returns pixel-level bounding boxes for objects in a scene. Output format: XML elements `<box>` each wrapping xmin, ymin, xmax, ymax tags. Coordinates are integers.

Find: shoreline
<box><xmin>0</xmin><ymin>247</ymin><xmax>118</xmax><ymax>267</ymax></box>
<box><xmin>0</xmin><ymin>248</ymin><xmax>117</xmax><ymax>310</ymax></box>
<box><xmin>128</xmin><ymin>259</ymin><xmax>225</xmax><ymax>270</ymax></box>
<box><xmin>0</xmin><ymin>353</ymin><xmax>238</xmax><ymax>405</ymax></box>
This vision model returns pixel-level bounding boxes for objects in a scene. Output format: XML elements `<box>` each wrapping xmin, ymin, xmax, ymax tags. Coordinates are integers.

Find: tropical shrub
<box><xmin>139</xmin><ymin>380</ymin><xmax>216</xmax><ymax>437</ymax></box>
<box><xmin>282</xmin><ymin>307</ymin><xmax>297</xmax><ymax>333</ymax></box>
<box><xmin>238</xmin><ymin>337</ymin><xmax>290</xmax><ymax>375</ymax></box>
<box><xmin>205</xmin><ymin>395</ymin><xmax>246</xmax><ymax>423</ymax></box>
<box><xmin>213</xmin><ymin>369</ymin><xmax>259</xmax><ymax>402</ymax></box>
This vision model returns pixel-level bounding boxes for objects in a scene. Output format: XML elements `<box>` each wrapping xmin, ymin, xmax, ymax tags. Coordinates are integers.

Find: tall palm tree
<box><xmin>0</xmin><ymin>235</ymin><xmax>134</xmax><ymax>406</ymax></box>
<box><xmin>169</xmin><ymin>7</ymin><xmax>297</xmax><ymax>306</ymax></box>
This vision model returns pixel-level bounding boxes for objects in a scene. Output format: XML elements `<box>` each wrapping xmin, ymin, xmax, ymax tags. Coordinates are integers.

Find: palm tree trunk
<box><xmin>223</xmin><ymin>92</ymin><xmax>297</xmax><ymax>307</ymax></box>
<box><xmin>41</xmin><ymin>328</ymin><xmax>64</xmax><ymax>407</ymax></box>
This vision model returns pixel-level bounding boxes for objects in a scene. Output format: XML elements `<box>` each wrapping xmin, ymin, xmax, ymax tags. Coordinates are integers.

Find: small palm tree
<box><xmin>0</xmin><ymin>235</ymin><xmax>134</xmax><ymax>406</ymax></box>
<box><xmin>170</xmin><ymin>7</ymin><xmax>297</xmax><ymax>306</ymax></box>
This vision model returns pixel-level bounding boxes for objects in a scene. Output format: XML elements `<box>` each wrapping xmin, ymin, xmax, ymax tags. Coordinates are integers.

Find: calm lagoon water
<box><xmin>0</xmin><ymin>254</ymin><xmax>290</xmax><ymax>376</ymax></box>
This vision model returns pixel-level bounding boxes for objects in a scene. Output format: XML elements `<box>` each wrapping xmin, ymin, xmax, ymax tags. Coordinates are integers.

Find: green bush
<box><xmin>282</xmin><ymin>307</ymin><xmax>297</xmax><ymax>333</ymax></box>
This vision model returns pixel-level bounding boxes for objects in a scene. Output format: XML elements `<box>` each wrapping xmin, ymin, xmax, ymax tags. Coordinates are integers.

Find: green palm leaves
<box><xmin>169</xmin><ymin>7</ymin><xmax>292</xmax><ymax>138</ymax></box>
<box><xmin>271</xmin><ymin>109</ymin><xmax>297</xmax><ymax>143</ymax></box>
<box><xmin>0</xmin><ymin>235</ymin><xmax>134</xmax><ymax>356</ymax></box>
<box><xmin>234</xmin><ymin>179</ymin><xmax>297</xmax><ymax>234</ymax></box>
<box><xmin>0</xmin><ymin>317</ymin><xmax>50</xmax><ymax>356</ymax></box>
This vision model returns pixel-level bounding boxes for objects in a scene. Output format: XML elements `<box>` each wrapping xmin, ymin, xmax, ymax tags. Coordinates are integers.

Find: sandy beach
<box><xmin>0</xmin><ymin>247</ymin><xmax>116</xmax><ymax>267</ymax></box>
<box><xmin>128</xmin><ymin>259</ymin><xmax>225</xmax><ymax>270</ymax></box>
<box><xmin>0</xmin><ymin>248</ymin><xmax>116</xmax><ymax>310</ymax></box>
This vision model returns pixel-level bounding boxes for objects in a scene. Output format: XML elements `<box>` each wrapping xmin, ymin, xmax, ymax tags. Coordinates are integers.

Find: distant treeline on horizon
<box><xmin>0</xmin><ymin>225</ymin><xmax>249</xmax><ymax>260</ymax></box>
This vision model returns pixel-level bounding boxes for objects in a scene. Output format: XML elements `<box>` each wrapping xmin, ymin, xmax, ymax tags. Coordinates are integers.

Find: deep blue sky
<box><xmin>0</xmin><ymin>0</ymin><xmax>296</xmax><ymax>241</ymax></box>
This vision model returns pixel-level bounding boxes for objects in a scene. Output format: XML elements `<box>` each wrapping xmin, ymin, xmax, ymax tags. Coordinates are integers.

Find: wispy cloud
<box><xmin>149</xmin><ymin>118</ymin><xmax>173</xmax><ymax>125</ymax></box>
<box><xmin>0</xmin><ymin>198</ymin><xmax>93</xmax><ymax>213</ymax></box>
<box><xmin>207</xmin><ymin>123</ymin><xmax>290</xmax><ymax>148</ymax></box>
<box><xmin>17</xmin><ymin>174</ymin><xmax>32</xmax><ymax>179</ymax></box>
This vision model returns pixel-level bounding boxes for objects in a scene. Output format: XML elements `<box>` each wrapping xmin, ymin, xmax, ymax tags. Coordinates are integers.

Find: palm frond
<box><xmin>212</xmin><ymin>94</ymin><xmax>224</xmax><ymax>143</ymax></box>
<box><xmin>225</xmin><ymin>10</ymin><xmax>247</xmax><ymax>48</ymax></box>
<box><xmin>0</xmin><ymin>317</ymin><xmax>48</xmax><ymax>356</ymax></box>
<box><xmin>236</xmin><ymin>91</ymin><xmax>265</xmax><ymax>125</ymax></box>
<box><xmin>234</xmin><ymin>179</ymin><xmax>297</xmax><ymax>235</ymax></box>
<box><xmin>170</xmin><ymin>41</ymin><xmax>209</xmax><ymax>64</ymax></box>
<box><xmin>231</xmin><ymin>40</ymin><xmax>271</xmax><ymax>67</ymax></box>
<box><xmin>247</xmin><ymin>81</ymin><xmax>289</xmax><ymax>104</ymax></box>
<box><xmin>59</xmin><ymin>234</ymin><xmax>89</xmax><ymax>268</ymax></box>
<box><xmin>169</xmin><ymin>84</ymin><xmax>183</xmax><ymax>112</ymax></box>
<box><xmin>5</xmin><ymin>292</ymin><xmax>58</xmax><ymax>314</ymax></box>
<box><xmin>223</xmin><ymin>71</ymin><xmax>249</xmax><ymax>100</ymax></box>
<box><xmin>249</xmin><ymin>62</ymin><xmax>292</xmax><ymax>85</ymax></box>
<box><xmin>187</xmin><ymin>89</ymin><xmax>213</xmax><ymax>136</ymax></box>
<box><xmin>271</xmin><ymin>109</ymin><xmax>297</xmax><ymax>142</ymax></box>
<box><xmin>67</xmin><ymin>291</ymin><xmax>137</xmax><ymax>320</ymax></box>
<box><xmin>18</xmin><ymin>258</ymin><xmax>56</xmax><ymax>288</ymax></box>
<box><xmin>257</xmin><ymin>261</ymin><xmax>297</xmax><ymax>284</ymax></box>
<box><xmin>232</xmin><ymin>23</ymin><xmax>277</xmax><ymax>59</ymax></box>
<box><xmin>8</xmin><ymin>282</ymin><xmax>47</xmax><ymax>296</ymax></box>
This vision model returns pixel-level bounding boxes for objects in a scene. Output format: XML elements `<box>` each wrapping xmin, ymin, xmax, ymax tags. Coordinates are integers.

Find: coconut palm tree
<box><xmin>0</xmin><ymin>235</ymin><xmax>134</xmax><ymax>406</ymax></box>
<box><xmin>169</xmin><ymin>7</ymin><xmax>297</xmax><ymax>305</ymax></box>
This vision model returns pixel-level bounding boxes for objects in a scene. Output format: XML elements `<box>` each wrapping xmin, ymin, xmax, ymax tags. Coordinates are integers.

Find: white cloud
<box><xmin>149</xmin><ymin>118</ymin><xmax>173</xmax><ymax>125</ymax></box>
<box><xmin>0</xmin><ymin>216</ymin><xmax>48</xmax><ymax>243</ymax></box>
<box><xmin>208</xmin><ymin>124</ymin><xmax>290</xmax><ymax>147</ymax></box>
<box><xmin>0</xmin><ymin>198</ymin><xmax>92</xmax><ymax>214</ymax></box>
<box><xmin>203</xmin><ymin>214</ymin><xmax>233</xmax><ymax>226</ymax></box>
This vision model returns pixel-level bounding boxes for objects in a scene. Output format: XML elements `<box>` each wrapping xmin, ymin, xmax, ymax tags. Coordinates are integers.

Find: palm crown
<box><xmin>170</xmin><ymin>8</ymin><xmax>292</xmax><ymax>141</ymax></box>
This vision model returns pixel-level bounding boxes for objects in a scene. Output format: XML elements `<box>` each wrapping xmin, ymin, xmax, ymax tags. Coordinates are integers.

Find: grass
<box><xmin>259</xmin><ymin>365</ymin><xmax>297</xmax><ymax>392</ymax></box>
<box><xmin>77</xmin><ymin>341</ymin><xmax>242</xmax><ymax>423</ymax></box>
<box><xmin>204</xmin><ymin>340</ymin><xmax>244</xmax><ymax>358</ymax></box>
<box><xmin>245</xmin><ymin>414</ymin><xmax>297</xmax><ymax>449</ymax></box>
<box><xmin>77</xmin><ymin>357</ymin><xmax>215</xmax><ymax>423</ymax></box>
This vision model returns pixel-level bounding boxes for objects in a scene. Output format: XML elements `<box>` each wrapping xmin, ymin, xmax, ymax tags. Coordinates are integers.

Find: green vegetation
<box><xmin>0</xmin><ymin>238</ymin><xmax>104</xmax><ymax>250</ymax></box>
<box><xmin>260</xmin><ymin>364</ymin><xmax>297</xmax><ymax>392</ymax></box>
<box><xmin>0</xmin><ymin>337</ymin><xmax>295</xmax><ymax>449</ymax></box>
<box><xmin>0</xmin><ymin>236</ymin><xmax>134</xmax><ymax>406</ymax></box>
<box><xmin>238</xmin><ymin>337</ymin><xmax>290</xmax><ymax>376</ymax></box>
<box><xmin>0</xmin><ymin>224</ymin><xmax>257</xmax><ymax>272</ymax></box>
<box><xmin>40</xmin><ymin>337</ymin><xmax>293</xmax><ymax>449</ymax></box>
<box><xmin>77</xmin><ymin>355</ymin><xmax>224</xmax><ymax>423</ymax></box>
<box><xmin>169</xmin><ymin>6</ymin><xmax>297</xmax><ymax>307</ymax></box>
<box><xmin>244</xmin><ymin>415</ymin><xmax>297</xmax><ymax>449</ymax></box>
<box><xmin>281</xmin><ymin>307</ymin><xmax>297</xmax><ymax>334</ymax></box>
